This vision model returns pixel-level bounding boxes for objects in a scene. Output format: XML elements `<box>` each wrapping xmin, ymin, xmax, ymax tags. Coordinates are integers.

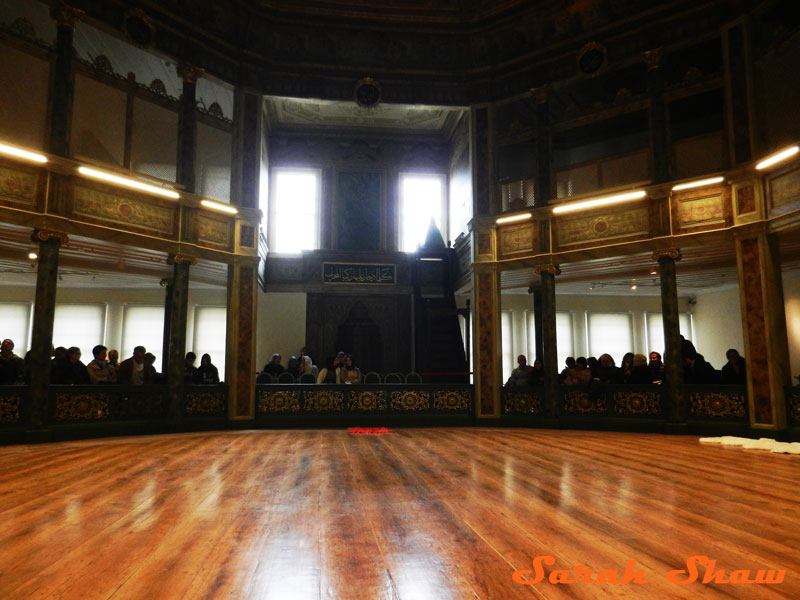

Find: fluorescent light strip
<box><xmin>200</xmin><ymin>199</ymin><xmax>238</xmax><ymax>214</ymax></box>
<box><xmin>756</xmin><ymin>145</ymin><xmax>800</xmax><ymax>170</ymax></box>
<box><xmin>419</xmin><ymin>257</ymin><xmax>443</xmax><ymax>262</ymax></box>
<box><xmin>671</xmin><ymin>176</ymin><xmax>725</xmax><ymax>191</ymax></box>
<box><xmin>551</xmin><ymin>190</ymin><xmax>647</xmax><ymax>214</ymax></box>
<box><xmin>496</xmin><ymin>212</ymin><xmax>532</xmax><ymax>224</ymax></box>
<box><xmin>77</xmin><ymin>166</ymin><xmax>180</xmax><ymax>199</ymax></box>
<box><xmin>0</xmin><ymin>142</ymin><xmax>47</xmax><ymax>163</ymax></box>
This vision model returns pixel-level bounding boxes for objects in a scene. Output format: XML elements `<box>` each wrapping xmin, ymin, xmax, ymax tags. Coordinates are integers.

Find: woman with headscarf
<box><xmin>194</xmin><ymin>353</ymin><xmax>220</xmax><ymax>384</ymax></box>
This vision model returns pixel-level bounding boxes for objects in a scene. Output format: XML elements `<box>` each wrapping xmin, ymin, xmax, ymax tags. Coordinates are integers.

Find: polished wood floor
<box><xmin>1</xmin><ymin>428</ymin><xmax>798</xmax><ymax>599</ymax></box>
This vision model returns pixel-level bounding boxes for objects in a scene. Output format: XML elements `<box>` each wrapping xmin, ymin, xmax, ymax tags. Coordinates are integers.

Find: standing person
<box><xmin>194</xmin><ymin>353</ymin><xmax>220</xmax><ymax>384</ymax></box>
<box><xmin>0</xmin><ymin>338</ymin><xmax>26</xmax><ymax>385</ymax></box>
<box><xmin>117</xmin><ymin>346</ymin><xmax>147</xmax><ymax>385</ymax></box>
<box><xmin>55</xmin><ymin>347</ymin><xmax>90</xmax><ymax>384</ymax></box>
<box><xmin>87</xmin><ymin>345</ymin><xmax>116</xmax><ymax>384</ymax></box>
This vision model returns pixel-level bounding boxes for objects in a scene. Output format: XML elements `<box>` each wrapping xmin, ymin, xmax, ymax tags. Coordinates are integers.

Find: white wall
<box><xmin>784</xmin><ymin>272</ymin><xmax>800</xmax><ymax>382</ymax></box>
<box><xmin>692</xmin><ymin>286</ymin><xmax>745</xmax><ymax>370</ymax></box>
<box><xmin>255</xmin><ymin>292</ymin><xmax>306</xmax><ymax>371</ymax></box>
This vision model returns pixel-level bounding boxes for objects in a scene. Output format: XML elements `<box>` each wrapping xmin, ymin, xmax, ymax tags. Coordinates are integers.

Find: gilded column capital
<box><xmin>160</xmin><ymin>278</ymin><xmax>172</xmax><ymax>287</ymax></box>
<box><xmin>641</xmin><ymin>48</ymin><xmax>663</xmax><ymax>71</ymax></box>
<box><xmin>652</xmin><ymin>248</ymin><xmax>681</xmax><ymax>262</ymax></box>
<box><xmin>50</xmin><ymin>3</ymin><xmax>84</xmax><ymax>29</ymax></box>
<box><xmin>31</xmin><ymin>229</ymin><xmax>69</xmax><ymax>244</ymax></box>
<box><xmin>534</xmin><ymin>263</ymin><xmax>561</xmax><ymax>276</ymax></box>
<box><xmin>177</xmin><ymin>62</ymin><xmax>204</xmax><ymax>84</ymax></box>
<box><xmin>168</xmin><ymin>253</ymin><xmax>197</xmax><ymax>266</ymax></box>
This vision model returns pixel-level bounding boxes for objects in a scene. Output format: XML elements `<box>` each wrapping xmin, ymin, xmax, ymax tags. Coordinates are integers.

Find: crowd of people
<box><xmin>0</xmin><ymin>338</ymin><xmax>222</xmax><ymax>385</ymax></box>
<box><xmin>256</xmin><ymin>349</ymin><xmax>362</xmax><ymax>384</ymax></box>
<box><xmin>505</xmin><ymin>337</ymin><xmax>750</xmax><ymax>387</ymax></box>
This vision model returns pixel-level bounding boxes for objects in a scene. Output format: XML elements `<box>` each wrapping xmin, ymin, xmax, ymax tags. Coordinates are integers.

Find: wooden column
<box><xmin>230</xmin><ymin>89</ymin><xmax>262</xmax><ymax>210</ymax></box>
<box><xmin>176</xmin><ymin>63</ymin><xmax>203</xmax><ymax>194</ymax></box>
<box><xmin>473</xmin><ymin>266</ymin><xmax>501</xmax><ymax>419</ymax></box>
<box><xmin>166</xmin><ymin>254</ymin><xmax>193</xmax><ymax>422</ymax></box>
<box><xmin>160</xmin><ymin>278</ymin><xmax>173</xmax><ymax>375</ymax></box>
<box><xmin>27</xmin><ymin>230</ymin><xmax>68</xmax><ymax>428</ymax></box>
<box><xmin>533</xmin><ymin>86</ymin><xmax>552</xmax><ymax>207</ymax></box>
<box><xmin>642</xmin><ymin>49</ymin><xmax>670</xmax><ymax>183</ymax></box>
<box><xmin>471</xmin><ymin>105</ymin><xmax>496</xmax><ymax>216</ymax></box>
<box><xmin>723</xmin><ymin>19</ymin><xmax>754</xmax><ymax>165</ymax></box>
<box><xmin>735</xmin><ymin>231</ymin><xmax>790</xmax><ymax>430</ymax></box>
<box><xmin>535</xmin><ymin>264</ymin><xmax>559</xmax><ymax>418</ymax></box>
<box><xmin>531</xmin><ymin>290</ymin><xmax>544</xmax><ymax>363</ymax></box>
<box><xmin>655</xmin><ymin>249</ymin><xmax>684</xmax><ymax>424</ymax></box>
<box><xmin>226</xmin><ymin>260</ymin><xmax>258</xmax><ymax>421</ymax></box>
<box><xmin>48</xmin><ymin>3</ymin><xmax>83</xmax><ymax>156</ymax></box>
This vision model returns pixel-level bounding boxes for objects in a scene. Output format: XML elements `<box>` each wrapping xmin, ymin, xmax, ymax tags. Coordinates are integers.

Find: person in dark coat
<box><xmin>720</xmin><ymin>349</ymin><xmax>747</xmax><ymax>384</ymax></box>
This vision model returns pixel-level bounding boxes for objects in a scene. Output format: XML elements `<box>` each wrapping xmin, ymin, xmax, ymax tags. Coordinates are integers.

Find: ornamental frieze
<box><xmin>563</xmin><ymin>391</ymin><xmax>605</xmax><ymax>414</ymax></box>
<box><xmin>689</xmin><ymin>391</ymin><xmax>747</xmax><ymax>419</ymax></box>
<box><xmin>185</xmin><ymin>391</ymin><xmax>226</xmax><ymax>416</ymax></box>
<box><xmin>503</xmin><ymin>391</ymin><xmax>542</xmax><ymax>415</ymax></box>
<box><xmin>0</xmin><ymin>393</ymin><xmax>21</xmax><ymax>424</ymax></box>
<box><xmin>391</xmin><ymin>390</ymin><xmax>431</xmax><ymax>411</ymax></box>
<box><xmin>304</xmin><ymin>390</ymin><xmax>344</xmax><ymax>412</ymax></box>
<box><xmin>613</xmin><ymin>391</ymin><xmax>661</xmax><ymax>416</ymax></box>
<box><xmin>348</xmin><ymin>391</ymin><xmax>388</xmax><ymax>412</ymax></box>
<box><xmin>258</xmin><ymin>391</ymin><xmax>300</xmax><ymax>413</ymax></box>
<box><xmin>433</xmin><ymin>390</ymin><xmax>471</xmax><ymax>412</ymax></box>
<box><xmin>72</xmin><ymin>185</ymin><xmax>177</xmax><ymax>236</ymax></box>
<box><xmin>55</xmin><ymin>393</ymin><xmax>109</xmax><ymax>421</ymax></box>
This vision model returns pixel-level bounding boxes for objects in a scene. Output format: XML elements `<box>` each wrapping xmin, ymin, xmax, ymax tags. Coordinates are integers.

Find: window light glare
<box><xmin>755</xmin><ymin>145</ymin><xmax>799</xmax><ymax>170</ymax></box>
<box><xmin>0</xmin><ymin>142</ymin><xmax>47</xmax><ymax>163</ymax></box>
<box><xmin>671</xmin><ymin>176</ymin><xmax>725</xmax><ymax>191</ymax></box>
<box><xmin>77</xmin><ymin>166</ymin><xmax>180</xmax><ymax>199</ymax></box>
<box><xmin>495</xmin><ymin>212</ymin><xmax>532</xmax><ymax>224</ymax></box>
<box><xmin>200</xmin><ymin>199</ymin><xmax>238</xmax><ymax>214</ymax></box>
<box><xmin>551</xmin><ymin>190</ymin><xmax>647</xmax><ymax>214</ymax></box>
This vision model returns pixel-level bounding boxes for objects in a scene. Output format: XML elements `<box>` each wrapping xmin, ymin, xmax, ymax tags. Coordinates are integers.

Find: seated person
<box><xmin>627</xmin><ymin>354</ymin><xmax>654</xmax><ymax>384</ymax></box>
<box><xmin>526</xmin><ymin>358</ymin><xmax>545</xmax><ymax>385</ymax></box>
<box><xmin>647</xmin><ymin>351</ymin><xmax>665</xmax><ymax>383</ymax></box>
<box><xmin>594</xmin><ymin>353</ymin><xmax>623</xmax><ymax>384</ymax></box>
<box><xmin>286</xmin><ymin>356</ymin><xmax>300</xmax><ymax>380</ymax></box>
<box><xmin>53</xmin><ymin>347</ymin><xmax>90</xmax><ymax>384</ymax></box>
<box><xmin>505</xmin><ymin>354</ymin><xmax>533</xmax><ymax>387</ymax></box>
<box><xmin>257</xmin><ymin>353</ymin><xmax>284</xmax><ymax>383</ymax></box>
<box><xmin>117</xmin><ymin>346</ymin><xmax>146</xmax><ymax>385</ymax></box>
<box><xmin>317</xmin><ymin>355</ymin><xmax>343</xmax><ymax>384</ymax></box>
<box><xmin>143</xmin><ymin>352</ymin><xmax>164</xmax><ymax>384</ymax></box>
<box><xmin>298</xmin><ymin>355</ymin><xmax>319</xmax><ymax>381</ymax></box>
<box><xmin>87</xmin><ymin>344</ymin><xmax>116</xmax><ymax>384</ymax></box>
<box><xmin>559</xmin><ymin>357</ymin><xmax>576</xmax><ymax>383</ymax></box>
<box><xmin>681</xmin><ymin>337</ymin><xmax>718</xmax><ymax>384</ymax></box>
<box><xmin>184</xmin><ymin>352</ymin><xmax>198</xmax><ymax>383</ymax></box>
<box><xmin>194</xmin><ymin>353</ymin><xmax>220</xmax><ymax>384</ymax></box>
<box><xmin>563</xmin><ymin>356</ymin><xmax>592</xmax><ymax>385</ymax></box>
<box><xmin>341</xmin><ymin>355</ymin><xmax>361</xmax><ymax>384</ymax></box>
<box><xmin>720</xmin><ymin>349</ymin><xmax>747</xmax><ymax>384</ymax></box>
<box><xmin>0</xmin><ymin>338</ymin><xmax>26</xmax><ymax>385</ymax></box>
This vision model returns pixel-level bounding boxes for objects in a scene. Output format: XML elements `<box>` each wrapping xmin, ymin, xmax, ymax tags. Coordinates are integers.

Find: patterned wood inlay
<box><xmin>389</xmin><ymin>390</ymin><xmax>431</xmax><ymax>411</ymax></box>
<box><xmin>0</xmin><ymin>163</ymin><xmax>40</xmax><ymax>206</ymax></box>
<box><xmin>736</xmin><ymin>184</ymin><xmax>756</xmax><ymax>214</ymax></box>
<box><xmin>563</xmin><ymin>390</ymin><xmax>606</xmax><ymax>414</ymax></box>
<box><xmin>0</xmin><ymin>392</ymin><xmax>21</xmax><ymax>424</ymax></box>
<box><xmin>55</xmin><ymin>393</ymin><xmax>109</xmax><ymax>421</ymax></box>
<box><xmin>184</xmin><ymin>391</ymin><xmax>226</xmax><ymax>416</ymax></box>
<box><xmin>503</xmin><ymin>391</ymin><xmax>543</xmax><ymax>415</ymax></box>
<box><xmin>476</xmin><ymin>271</ymin><xmax>497</xmax><ymax>415</ymax></box>
<box><xmin>555</xmin><ymin>207</ymin><xmax>649</xmax><ymax>247</ymax></box>
<box><xmin>347</xmin><ymin>391</ymin><xmax>388</xmax><ymax>411</ymax></box>
<box><xmin>72</xmin><ymin>185</ymin><xmax>176</xmax><ymax>236</ymax></box>
<box><xmin>304</xmin><ymin>390</ymin><xmax>344</xmax><ymax>412</ymax></box>
<box><xmin>257</xmin><ymin>390</ymin><xmax>300</xmax><ymax>413</ymax></box>
<box><xmin>433</xmin><ymin>390</ymin><xmax>471</xmax><ymax>412</ymax></box>
<box><xmin>613</xmin><ymin>391</ymin><xmax>662</xmax><ymax>416</ymax></box>
<box><xmin>3</xmin><ymin>430</ymin><xmax>798</xmax><ymax>599</ymax></box>
<box><xmin>689</xmin><ymin>391</ymin><xmax>747</xmax><ymax>419</ymax></box>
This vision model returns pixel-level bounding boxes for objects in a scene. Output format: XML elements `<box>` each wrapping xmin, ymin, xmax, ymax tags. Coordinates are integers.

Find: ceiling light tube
<box><xmin>755</xmin><ymin>145</ymin><xmax>800</xmax><ymax>170</ymax></box>
<box><xmin>200</xmin><ymin>199</ymin><xmax>238</xmax><ymax>214</ymax></box>
<box><xmin>77</xmin><ymin>166</ymin><xmax>180</xmax><ymax>199</ymax></box>
<box><xmin>419</xmin><ymin>257</ymin><xmax>443</xmax><ymax>262</ymax></box>
<box><xmin>496</xmin><ymin>212</ymin><xmax>532</xmax><ymax>224</ymax></box>
<box><xmin>551</xmin><ymin>190</ymin><xmax>647</xmax><ymax>215</ymax></box>
<box><xmin>0</xmin><ymin>142</ymin><xmax>47</xmax><ymax>163</ymax></box>
<box><xmin>671</xmin><ymin>176</ymin><xmax>725</xmax><ymax>191</ymax></box>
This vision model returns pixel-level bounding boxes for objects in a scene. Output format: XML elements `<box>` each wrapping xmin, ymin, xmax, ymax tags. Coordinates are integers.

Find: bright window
<box><xmin>399</xmin><ymin>173</ymin><xmax>446</xmax><ymax>252</ymax></box>
<box><xmin>587</xmin><ymin>312</ymin><xmax>633</xmax><ymax>366</ymax></box>
<box><xmin>269</xmin><ymin>167</ymin><xmax>320</xmax><ymax>254</ymax></box>
<box><xmin>645</xmin><ymin>313</ymin><xmax>694</xmax><ymax>357</ymax></box>
<box><xmin>556</xmin><ymin>312</ymin><xmax>574</xmax><ymax>368</ymax></box>
<box><xmin>121</xmin><ymin>306</ymin><xmax>163</xmax><ymax>361</ymax></box>
<box><xmin>53</xmin><ymin>304</ymin><xmax>106</xmax><ymax>357</ymax></box>
<box><xmin>501</xmin><ymin>310</ymin><xmax>513</xmax><ymax>383</ymax></box>
<box><xmin>0</xmin><ymin>303</ymin><xmax>32</xmax><ymax>356</ymax></box>
<box><xmin>193</xmin><ymin>306</ymin><xmax>227</xmax><ymax>381</ymax></box>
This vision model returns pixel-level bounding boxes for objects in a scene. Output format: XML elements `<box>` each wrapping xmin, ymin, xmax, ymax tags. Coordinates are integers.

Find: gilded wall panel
<box><xmin>503</xmin><ymin>391</ymin><xmax>542</xmax><ymax>415</ymax></box>
<box><xmin>689</xmin><ymin>391</ymin><xmax>747</xmax><ymax>419</ymax></box>
<box><xmin>55</xmin><ymin>393</ymin><xmax>109</xmax><ymax>421</ymax></box>
<box><xmin>563</xmin><ymin>391</ymin><xmax>605</xmax><ymax>414</ymax></box>
<box><xmin>613</xmin><ymin>391</ymin><xmax>661</xmax><ymax>416</ymax></box>
<box><xmin>185</xmin><ymin>391</ymin><xmax>226</xmax><ymax>415</ymax></box>
<box><xmin>304</xmin><ymin>390</ymin><xmax>344</xmax><ymax>412</ymax></box>
<box><xmin>258</xmin><ymin>390</ymin><xmax>300</xmax><ymax>413</ymax></box>
<box><xmin>555</xmin><ymin>207</ymin><xmax>649</xmax><ymax>247</ymax></box>
<box><xmin>197</xmin><ymin>214</ymin><xmax>233</xmax><ymax>247</ymax></box>
<box><xmin>499</xmin><ymin>224</ymin><xmax>536</xmax><ymax>256</ymax></box>
<box><xmin>768</xmin><ymin>166</ymin><xmax>800</xmax><ymax>216</ymax></box>
<box><xmin>433</xmin><ymin>390</ymin><xmax>470</xmax><ymax>411</ymax></box>
<box><xmin>390</xmin><ymin>390</ymin><xmax>430</xmax><ymax>411</ymax></box>
<box><xmin>72</xmin><ymin>185</ymin><xmax>176</xmax><ymax>236</ymax></box>
<box><xmin>0</xmin><ymin>163</ymin><xmax>40</xmax><ymax>207</ymax></box>
<box><xmin>676</xmin><ymin>194</ymin><xmax>725</xmax><ymax>228</ymax></box>
<box><xmin>348</xmin><ymin>391</ymin><xmax>388</xmax><ymax>411</ymax></box>
<box><xmin>0</xmin><ymin>393</ymin><xmax>21</xmax><ymax>424</ymax></box>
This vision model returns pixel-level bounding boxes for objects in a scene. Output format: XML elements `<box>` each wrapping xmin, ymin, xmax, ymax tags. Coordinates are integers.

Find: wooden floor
<box><xmin>1</xmin><ymin>429</ymin><xmax>798</xmax><ymax>600</ymax></box>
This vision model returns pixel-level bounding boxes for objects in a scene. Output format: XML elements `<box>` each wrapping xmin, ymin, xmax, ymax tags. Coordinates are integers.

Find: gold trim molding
<box><xmin>168</xmin><ymin>253</ymin><xmax>198</xmax><ymax>266</ymax></box>
<box><xmin>641</xmin><ymin>48</ymin><xmax>663</xmax><ymax>71</ymax></box>
<box><xmin>177</xmin><ymin>62</ymin><xmax>204</xmax><ymax>84</ymax></box>
<box><xmin>50</xmin><ymin>3</ymin><xmax>84</xmax><ymax>29</ymax></box>
<box><xmin>652</xmin><ymin>248</ymin><xmax>682</xmax><ymax>262</ymax></box>
<box><xmin>31</xmin><ymin>229</ymin><xmax>69</xmax><ymax>244</ymax></box>
<box><xmin>534</xmin><ymin>263</ymin><xmax>561</xmax><ymax>275</ymax></box>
